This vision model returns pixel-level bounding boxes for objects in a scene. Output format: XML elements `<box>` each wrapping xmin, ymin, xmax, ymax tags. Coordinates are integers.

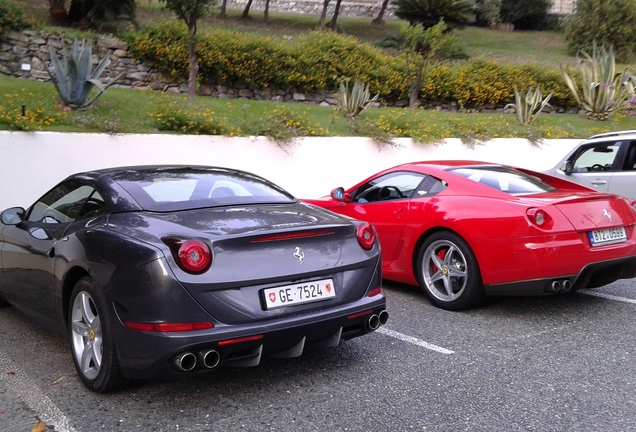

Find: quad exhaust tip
<box><xmin>173</xmin><ymin>352</ymin><xmax>197</xmax><ymax>372</ymax></box>
<box><xmin>546</xmin><ymin>279</ymin><xmax>572</xmax><ymax>293</ymax></box>
<box><xmin>198</xmin><ymin>349</ymin><xmax>221</xmax><ymax>369</ymax></box>
<box><xmin>174</xmin><ymin>349</ymin><xmax>222</xmax><ymax>371</ymax></box>
<box><xmin>368</xmin><ymin>309</ymin><xmax>389</xmax><ymax>330</ymax></box>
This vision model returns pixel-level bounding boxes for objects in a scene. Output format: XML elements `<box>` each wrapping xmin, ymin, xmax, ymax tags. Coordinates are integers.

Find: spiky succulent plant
<box><xmin>48</xmin><ymin>38</ymin><xmax>122</xmax><ymax>109</ymax></box>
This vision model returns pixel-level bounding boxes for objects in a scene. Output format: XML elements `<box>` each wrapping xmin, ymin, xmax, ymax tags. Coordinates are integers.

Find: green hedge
<box><xmin>123</xmin><ymin>21</ymin><xmax>577</xmax><ymax>107</ymax></box>
<box><xmin>0</xmin><ymin>0</ymin><xmax>32</xmax><ymax>39</ymax></box>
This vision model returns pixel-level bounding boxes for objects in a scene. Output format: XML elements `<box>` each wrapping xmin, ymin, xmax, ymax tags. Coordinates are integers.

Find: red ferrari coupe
<box><xmin>305</xmin><ymin>161</ymin><xmax>636</xmax><ymax>310</ymax></box>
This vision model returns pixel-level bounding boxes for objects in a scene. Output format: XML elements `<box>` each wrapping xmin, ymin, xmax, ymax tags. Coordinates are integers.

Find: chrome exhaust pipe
<box><xmin>173</xmin><ymin>352</ymin><xmax>197</xmax><ymax>371</ymax></box>
<box><xmin>550</xmin><ymin>280</ymin><xmax>561</xmax><ymax>293</ymax></box>
<box><xmin>378</xmin><ymin>310</ymin><xmax>389</xmax><ymax>325</ymax></box>
<box><xmin>562</xmin><ymin>279</ymin><xmax>572</xmax><ymax>291</ymax></box>
<box><xmin>198</xmin><ymin>349</ymin><xmax>221</xmax><ymax>369</ymax></box>
<box><xmin>368</xmin><ymin>314</ymin><xmax>380</xmax><ymax>330</ymax></box>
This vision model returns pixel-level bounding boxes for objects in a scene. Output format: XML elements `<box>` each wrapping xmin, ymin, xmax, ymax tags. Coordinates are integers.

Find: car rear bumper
<box><xmin>484</xmin><ymin>255</ymin><xmax>636</xmax><ymax>296</ymax></box>
<box><xmin>112</xmin><ymin>296</ymin><xmax>387</xmax><ymax>380</ymax></box>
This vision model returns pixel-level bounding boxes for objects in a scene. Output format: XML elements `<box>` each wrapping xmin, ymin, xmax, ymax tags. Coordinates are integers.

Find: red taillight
<box><xmin>218</xmin><ymin>335</ymin><xmax>264</xmax><ymax>346</ymax></box>
<box><xmin>367</xmin><ymin>286</ymin><xmax>382</xmax><ymax>297</ymax></box>
<box><xmin>355</xmin><ymin>221</ymin><xmax>376</xmax><ymax>250</ymax></box>
<box><xmin>163</xmin><ymin>237</ymin><xmax>212</xmax><ymax>274</ymax></box>
<box><xmin>123</xmin><ymin>321</ymin><xmax>214</xmax><ymax>332</ymax></box>
<box><xmin>251</xmin><ymin>229</ymin><xmax>334</xmax><ymax>243</ymax></box>
<box><xmin>348</xmin><ymin>309</ymin><xmax>373</xmax><ymax>319</ymax></box>
<box><xmin>526</xmin><ymin>208</ymin><xmax>553</xmax><ymax>229</ymax></box>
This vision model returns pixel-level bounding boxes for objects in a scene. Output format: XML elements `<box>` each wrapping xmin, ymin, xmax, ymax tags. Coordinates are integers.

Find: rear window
<box><xmin>111</xmin><ymin>168</ymin><xmax>295</xmax><ymax>211</ymax></box>
<box><xmin>450</xmin><ymin>166</ymin><xmax>556</xmax><ymax>194</ymax></box>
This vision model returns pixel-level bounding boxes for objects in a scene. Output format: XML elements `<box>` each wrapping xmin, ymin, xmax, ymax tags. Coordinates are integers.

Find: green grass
<box><xmin>5</xmin><ymin>0</ymin><xmax>636</xmax><ymax>140</ymax></box>
<box><xmin>4</xmin><ymin>75</ymin><xmax>636</xmax><ymax>141</ymax></box>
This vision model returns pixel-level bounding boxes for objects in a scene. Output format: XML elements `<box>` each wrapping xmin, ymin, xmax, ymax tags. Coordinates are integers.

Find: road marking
<box><xmin>0</xmin><ymin>350</ymin><xmax>78</xmax><ymax>432</ymax></box>
<box><xmin>578</xmin><ymin>289</ymin><xmax>636</xmax><ymax>304</ymax></box>
<box><xmin>377</xmin><ymin>327</ymin><xmax>454</xmax><ymax>355</ymax></box>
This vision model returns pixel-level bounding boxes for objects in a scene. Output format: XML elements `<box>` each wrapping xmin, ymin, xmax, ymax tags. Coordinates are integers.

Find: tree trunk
<box><xmin>264</xmin><ymin>0</ymin><xmax>270</xmax><ymax>23</ymax></box>
<box><xmin>409</xmin><ymin>73</ymin><xmax>422</xmax><ymax>109</ymax></box>
<box><xmin>48</xmin><ymin>0</ymin><xmax>68</xmax><ymax>25</ymax></box>
<box><xmin>329</xmin><ymin>0</ymin><xmax>342</xmax><ymax>31</ymax></box>
<box><xmin>372</xmin><ymin>0</ymin><xmax>390</xmax><ymax>24</ymax></box>
<box><xmin>187</xmin><ymin>28</ymin><xmax>198</xmax><ymax>99</ymax></box>
<box><xmin>241</xmin><ymin>0</ymin><xmax>253</xmax><ymax>18</ymax></box>
<box><xmin>318</xmin><ymin>0</ymin><xmax>330</xmax><ymax>28</ymax></box>
<box><xmin>219</xmin><ymin>0</ymin><xmax>227</xmax><ymax>18</ymax></box>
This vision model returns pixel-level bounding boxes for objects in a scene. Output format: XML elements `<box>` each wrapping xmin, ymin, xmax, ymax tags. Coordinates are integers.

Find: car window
<box><xmin>623</xmin><ymin>143</ymin><xmax>636</xmax><ymax>170</ymax></box>
<box><xmin>352</xmin><ymin>172</ymin><xmax>427</xmax><ymax>203</ymax></box>
<box><xmin>571</xmin><ymin>143</ymin><xmax>620</xmax><ymax>172</ymax></box>
<box><xmin>28</xmin><ymin>183</ymin><xmax>102</xmax><ymax>223</ymax></box>
<box><xmin>451</xmin><ymin>166</ymin><xmax>556</xmax><ymax>194</ymax></box>
<box><xmin>112</xmin><ymin>169</ymin><xmax>295</xmax><ymax>212</ymax></box>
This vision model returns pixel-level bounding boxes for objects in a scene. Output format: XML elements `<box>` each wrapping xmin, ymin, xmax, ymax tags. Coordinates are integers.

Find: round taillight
<box><xmin>526</xmin><ymin>208</ymin><xmax>552</xmax><ymax>229</ymax></box>
<box><xmin>177</xmin><ymin>239</ymin><xmax>212</xmax><ymax>273</ymax></box>
<box><xmin>355</xmin><ymin>222</ymin><xmax>376</xmax><ymax>250</ymax></box>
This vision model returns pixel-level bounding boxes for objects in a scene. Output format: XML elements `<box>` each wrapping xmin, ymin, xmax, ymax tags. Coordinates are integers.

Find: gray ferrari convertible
<box><xmin>0</xmin><ymin>166</ymin><xmax>387</xmax><ymax>392</ymax></box>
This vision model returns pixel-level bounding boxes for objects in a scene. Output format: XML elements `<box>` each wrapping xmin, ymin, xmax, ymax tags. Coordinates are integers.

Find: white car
<box><xmin>544</xmin><ymin>130</ymin><xmax>636</xmax><ymax>200</ymax></box>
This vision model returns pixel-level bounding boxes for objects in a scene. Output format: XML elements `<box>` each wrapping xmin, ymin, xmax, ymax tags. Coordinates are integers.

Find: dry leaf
<box><xmin>53</xmin><ymin>376</ymin><xmax>66</xmax><ymax>385</ymax></box>
<box><xmin>5</xmin><ymin>369</ymin><xmax>15</xmax><ymax>375</ymax></box>
<box><xmin>31</xmin><ymin>421</ymin><xmax>47</xmax><ymax>432</ymax></box>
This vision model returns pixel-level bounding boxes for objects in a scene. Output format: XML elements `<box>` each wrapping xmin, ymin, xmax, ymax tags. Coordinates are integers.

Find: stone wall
<box><xmin>225</xmin><ymin>0</ymin><xmax>395</xmax><ymax>19</ymax></box>
<box><xmin>0</xmin><ymin>30</ymin><xmax>344</xmax><ymax>106</ymax></box>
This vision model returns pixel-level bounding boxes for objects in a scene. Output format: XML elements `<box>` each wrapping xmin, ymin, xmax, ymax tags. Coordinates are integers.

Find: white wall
<box><xmin>0</xmin><ymin>131</ymin><xmax>581</xmax><ymax>210</ymax></box>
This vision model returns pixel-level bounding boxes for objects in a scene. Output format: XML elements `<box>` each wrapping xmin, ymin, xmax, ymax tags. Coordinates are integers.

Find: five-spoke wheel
<box><xmin>69</xmin><ymin>277</ymin><xmax>126</xmax><ymax>392</ymax></box>
<box><xmin>416</xmin><ymin>231</ymin><xmax>485</xmax><ymax>311</ymax></box>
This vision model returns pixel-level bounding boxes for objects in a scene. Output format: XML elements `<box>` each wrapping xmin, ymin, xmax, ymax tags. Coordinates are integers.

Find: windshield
<box><xmin>111</xmin><ymin>168</ymin><xmax>296</xmax><ymax>211</ymax></box>
<box><xmin>450</xmin><ymin>166</ymin><xmax>556</xmax><ymax>194</ymax></box>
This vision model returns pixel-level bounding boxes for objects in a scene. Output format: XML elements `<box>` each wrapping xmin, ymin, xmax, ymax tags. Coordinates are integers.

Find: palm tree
<box><xmin>394</xmin><ymin>0</ymin><xmax>476</xmax><ymax>29</ymax></box>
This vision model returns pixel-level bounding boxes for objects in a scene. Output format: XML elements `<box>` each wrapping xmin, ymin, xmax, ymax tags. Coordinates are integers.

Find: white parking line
<box><xmin>0</xmin><ymin>350</ymin><xmax>78</xmax><ymax>432</ymax></box>
<box><xmin>578</xmin><ymin>289</ymin><xmax>636</xmax><ymax>304</ymax></box>
<box><xmin>377</xmin><ymin>327</ymin><xmax>454</xmax><ymax>355</ymax></box>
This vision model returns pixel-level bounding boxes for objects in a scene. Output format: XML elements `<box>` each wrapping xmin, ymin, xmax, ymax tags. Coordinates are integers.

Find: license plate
<box><xmin>263</xmin><ymin>278</ymin><xmax>336</xmax><ymax>309</ymax></box>
<box><xmin>588</xmin><ymin>227</ymin><xmax>627</xmax><ymax>247</ymax></box>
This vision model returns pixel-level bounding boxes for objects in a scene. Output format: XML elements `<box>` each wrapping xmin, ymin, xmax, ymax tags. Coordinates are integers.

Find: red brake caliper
<box><xmin>432</xmin><ymin>248</ymin><xmax>447</xmax><ymax>273</ymax></box>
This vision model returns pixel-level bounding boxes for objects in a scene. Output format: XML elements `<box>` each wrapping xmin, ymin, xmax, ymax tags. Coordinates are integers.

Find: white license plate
<box><xmin>588</xmin><ymin>227</ymin><xmax>627</xmax><ymax>247</ymax></box>
<box><xmin>263</xmin><ymin>278</ymin><xmax>336</xmax><ymax>309</ymax></box>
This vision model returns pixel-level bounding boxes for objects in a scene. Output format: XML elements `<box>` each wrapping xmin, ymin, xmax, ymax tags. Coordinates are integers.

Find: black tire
<box><xmin>69</xmin><ymin>277</ymin><xmax>127</xmax><ymax>393</ymax></box>
<box><xmin>415</xmin><ymin>231</ymin><xmax>486</xmax><ymax>311</ymax></box>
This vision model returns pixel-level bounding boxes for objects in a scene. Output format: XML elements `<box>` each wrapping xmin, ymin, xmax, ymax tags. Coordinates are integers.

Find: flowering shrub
<box><xmin>0</xmin><ymin>90</ymin><xmax>64</xmax><ymax>130</ymax></box>
<box><xmin>242</xmin><ymin>105</ymin><xmax>327</xmax><ymax>146</ymax></box>
<box><xmin>151</xmin><ymin>100</ymin><xmax>228</xmax><ymax>135</ymax></box>
<box><xmin>0</xmin><ymin>0</ymin><xmax>32</xmax><ymax>39</ymax></box>
<box><xmin>123</xmin><ymin>22</ymin><xmax>576</xmax><ymax>108</ymax></box>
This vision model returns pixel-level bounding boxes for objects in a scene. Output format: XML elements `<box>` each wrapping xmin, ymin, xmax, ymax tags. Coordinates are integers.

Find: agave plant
<box><xmin>48</xmin><ymin>38</ymin><xmax>121</xmax><ymax>109</ymax></box>
<box><xmin>337</xmin><ymin>78</ymin><xmax>380</xmax><ymax>119</ymax></box>
<box><xmin>504</xmin><ymin>87</ymin><xmax>553</xmax><ymax>126</ymax></box>
<box><xmin>560</xmin><ymin>44</ymin><xmax>632</xmax><ymax>121</ymax></box>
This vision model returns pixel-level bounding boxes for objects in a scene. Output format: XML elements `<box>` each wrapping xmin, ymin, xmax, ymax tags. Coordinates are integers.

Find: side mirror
<box><xmin>563</xmin><ymin>161</ymin><xmax>574</xmax><ymax>175</ymax></box>
<box><xmin>1</xmin><ymin>207</ymin><xmax>25</xmax><ymax>225</ymax></box>
<box><xmin>330</xmin><ymin>187</ymin><xmax>350</xmax><ymax>203</ymax></box>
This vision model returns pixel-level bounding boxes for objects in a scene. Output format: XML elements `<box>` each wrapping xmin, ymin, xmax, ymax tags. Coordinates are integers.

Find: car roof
<box><xmin>69</xmin><ymin>165</ymin><xmax>252</xmax><ymax>182</ymax></box>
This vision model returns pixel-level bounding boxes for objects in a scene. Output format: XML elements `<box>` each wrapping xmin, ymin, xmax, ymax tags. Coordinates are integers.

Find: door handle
<box><xmin>394</xmin><ymin>207</ymin><xmax>404</xmax><ymax>215</ymax></box>
<box><xmin>591</xmin><ymin>179</ymin><xmax>607</xmax><ymax>185</ymax></box>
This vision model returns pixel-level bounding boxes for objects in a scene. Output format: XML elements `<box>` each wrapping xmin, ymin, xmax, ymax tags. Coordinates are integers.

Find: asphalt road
<box><xmin>2</xmin><ymin>279</ymin><xmax>636</xmax><ymax>432</ymax></box>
